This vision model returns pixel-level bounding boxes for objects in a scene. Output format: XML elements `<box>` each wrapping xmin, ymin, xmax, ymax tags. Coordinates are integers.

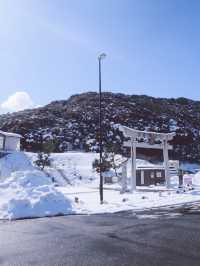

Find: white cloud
<box><xmin>0</xmin><ymin>91</ymin><xmax>34</xmax><ymax>113</ymax></box>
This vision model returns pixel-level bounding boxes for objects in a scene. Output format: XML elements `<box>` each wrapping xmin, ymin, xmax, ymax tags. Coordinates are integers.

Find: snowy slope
<box><xmin>26</xmin><ymin>152</ymin><xmax>99</xmax><ymax>185</ymax></box>
<box><xmin>26</xmin><ymin>152</ymin><xmax>158</xmax><ymax>185</ymax></box>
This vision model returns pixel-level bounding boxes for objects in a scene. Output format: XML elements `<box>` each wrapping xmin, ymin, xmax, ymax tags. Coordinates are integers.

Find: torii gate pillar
<box><xmin>121</xmin><ymin>162</ymin><xmax>128</xmax><ymax>193</ymax></box>
<box><xmin>163</xmin><ymin>139</ymin><xmax>170</xmax><ymax>188</ymax></box>
<box><xmin>131</xmin><ymin>138</ymin><xmax>137</xmax><ymax>192</ymax></box>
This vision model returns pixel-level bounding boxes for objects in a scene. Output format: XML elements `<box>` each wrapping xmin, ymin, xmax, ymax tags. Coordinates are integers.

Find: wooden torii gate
<box><xmin>119</xmin><ymin>125</ymin><xmax>176</xmax><ymax>191</ymax></box>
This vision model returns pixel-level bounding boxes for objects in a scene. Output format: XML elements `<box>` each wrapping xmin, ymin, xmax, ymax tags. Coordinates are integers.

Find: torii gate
<box><xmin>119</xmin><ymin>125</ymin><xmax>176</xmax><ymax>191</ymax></box>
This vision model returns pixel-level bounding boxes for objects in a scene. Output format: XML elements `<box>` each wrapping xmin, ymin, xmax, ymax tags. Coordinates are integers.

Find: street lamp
<box><xmin>98</xmin><ymin>53</ymin><xmax>106</xmax><ymax>204</ymax></box>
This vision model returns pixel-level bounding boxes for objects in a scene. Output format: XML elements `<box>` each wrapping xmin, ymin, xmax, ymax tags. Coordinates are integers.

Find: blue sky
<box><xmin>0</xmin><ymin>0</ymin><xmax>200</xmax><ymax>112</ymax></box>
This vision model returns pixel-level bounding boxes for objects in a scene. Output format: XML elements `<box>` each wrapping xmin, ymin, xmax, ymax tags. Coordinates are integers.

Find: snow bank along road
<box><xmin>1</xmin><ymin>204</ymin><xmax>200</xmax><ymax>266</ymax></box>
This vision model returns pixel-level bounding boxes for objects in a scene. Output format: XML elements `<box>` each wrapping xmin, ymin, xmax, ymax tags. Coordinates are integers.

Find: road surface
<box><xmin>0</xmin><ymin>204</ymin><xmax>200</xmax><ymax>266</ymax></box>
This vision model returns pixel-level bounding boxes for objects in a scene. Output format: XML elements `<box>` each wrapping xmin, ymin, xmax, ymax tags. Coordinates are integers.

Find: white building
<box><xmin>0</xmin><ymin>131</ymin><xmax>22</xmax><ymax>152</ymax></box>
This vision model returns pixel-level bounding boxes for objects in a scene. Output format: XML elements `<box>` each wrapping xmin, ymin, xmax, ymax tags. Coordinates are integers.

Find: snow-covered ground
<box><xmin>58</xmin><ymin>184</ymin><xmax>200</xmax><ymax>214</ymax></box>
<box><xmin>1</xmin><ymin>151</ymin><xmax>200</xmax><ymax>220</ymax></box>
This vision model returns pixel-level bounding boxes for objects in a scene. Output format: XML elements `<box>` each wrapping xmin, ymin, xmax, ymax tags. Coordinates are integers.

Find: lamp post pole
<box><xmin>98</xmin><ymin>53</ymin><xmax>106</xmax><ymax>204</ymax></box>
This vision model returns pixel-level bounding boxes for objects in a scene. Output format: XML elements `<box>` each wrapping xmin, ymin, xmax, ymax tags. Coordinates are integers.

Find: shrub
<box><xmin>35</xmin><ymin>152</ymin><xmax>51</xmax><ymax>170</ymax></box>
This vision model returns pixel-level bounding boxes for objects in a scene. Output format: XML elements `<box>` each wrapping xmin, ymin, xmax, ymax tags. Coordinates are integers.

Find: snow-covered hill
<box><xmin>1</xmin><ymin>92</ymin><xmax>200</xmax><ymax>162</ymax></box>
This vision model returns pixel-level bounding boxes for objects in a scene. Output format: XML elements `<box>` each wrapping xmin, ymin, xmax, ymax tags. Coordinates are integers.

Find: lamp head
<box><xmin>98</xmin><ymin>53</ymin><xmax>106</xmax><ymax>61</ymax></box>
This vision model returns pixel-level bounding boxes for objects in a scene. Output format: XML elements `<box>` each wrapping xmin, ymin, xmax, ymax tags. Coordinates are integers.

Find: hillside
<box><xmin>0</xmin><ymin>92</ymin><xmax>200</xmax><ymax>162</ymax></box>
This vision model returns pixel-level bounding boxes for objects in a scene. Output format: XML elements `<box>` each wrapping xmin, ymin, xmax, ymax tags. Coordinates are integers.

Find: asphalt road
<box><xmin>1</xmin><ymin>204</ymin><xmax>200</xmax><ymax>266</ymax></box>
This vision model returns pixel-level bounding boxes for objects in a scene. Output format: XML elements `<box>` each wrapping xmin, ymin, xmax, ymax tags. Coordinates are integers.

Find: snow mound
<box><xmin>2</xmin><ymin>170</ymin><xmax>52</xmax><ymax>188</ymax></box>
<box><xmin>192</xmin><ymin>172</ymin><xmax>200</xmax><ymax>186</ymax></box>
<box><xmin>0</xmin><ymin>170</ymin><xmax>73</xmax><ymax>220</ymax></box>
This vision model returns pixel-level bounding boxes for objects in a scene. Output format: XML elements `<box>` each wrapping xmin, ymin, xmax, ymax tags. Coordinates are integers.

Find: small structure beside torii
<box><xmin>119</xmin><ymin>125</ymin><xmax>176</xmax><ymax>191</ymax></box>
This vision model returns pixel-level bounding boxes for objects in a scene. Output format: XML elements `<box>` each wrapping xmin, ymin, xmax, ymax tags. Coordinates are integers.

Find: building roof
<box><xmin>0</xmin><ymin>130</ymin><xmax>22</xmax><ymax>138</ymax></box>
<box><xmin>137</xmin><ymin>166</ymin><xmax>165</xmax><ymax>170</ymax></box>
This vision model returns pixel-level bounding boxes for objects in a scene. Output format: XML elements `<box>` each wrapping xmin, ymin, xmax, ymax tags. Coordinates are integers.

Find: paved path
<box><xmin>0</xmin><ymin>204</ymin><xmax>200</xmax><ymax>266</ymax></box>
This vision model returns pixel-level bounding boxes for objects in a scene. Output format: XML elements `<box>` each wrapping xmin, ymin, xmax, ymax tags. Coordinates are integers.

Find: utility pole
<box><xmin>98</xmin><ymin>53</ymin><xmax>106</xmax><ymax>204</ymax></box>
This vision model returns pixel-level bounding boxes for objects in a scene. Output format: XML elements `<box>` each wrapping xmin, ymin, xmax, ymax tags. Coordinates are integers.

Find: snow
<box><xmin>57</xmin><ymin>183</ymin><xmax>200</xmax><ymax>214</ymax></box>
<box><xmin>192</xmin><ymin>172</ymin><xmax>200</xmax><ymax>186</ymax></box>
<box><xmin>169</xmin><ymin>119</ymin><xmax>179</xmax><ymax>132</ymax></box>
<box><xmin>0</xmin><ymin>153</ymin><xmax>74</xmax><ymax>219</ymax></box>
<box><xmin>0</xmin><ymin>170</ymin><xmax>72</xmax><ymax>219</ymax></box>
<box><xmin>0</xmin><ymin>170</ymin><xmax>74</xmax><ymax>220</ymax></box>
<box><xmin>0</xmin><ymin>152</ymin><xmax>35</xmax><ymax>180</ymax></box>
<box><xmin>180</xmin><ymin>162</ymin><xmax>200</xmax><ymax>173</ymax></box>
<box><xmin>1</xmin><ymin>151</ymin><xmax>200</xmax><ymax>220</ymax></box>
<box><xmin>26</xmin><ymin>152</ymin><xmax>99</xmax><ymax>185</ymax></box>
